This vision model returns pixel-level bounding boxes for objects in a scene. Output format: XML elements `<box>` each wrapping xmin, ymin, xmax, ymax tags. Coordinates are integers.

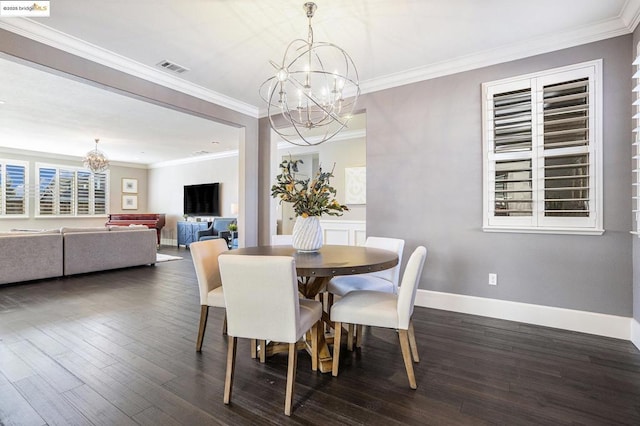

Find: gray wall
<box><xmin>358</xmin><ymin>35</ymin><xmax>633</xmax><ymax>316</ymax></box>
<box><xmin>633</xmin><ymin>27</ymin><xmax>640</xmax><ymax>327</ymax></box>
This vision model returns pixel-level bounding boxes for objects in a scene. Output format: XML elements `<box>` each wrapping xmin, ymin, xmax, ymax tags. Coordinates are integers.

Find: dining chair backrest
<box><xmin>218</xmin><ymin>255</ymin><xmax>301</xmax><ymax>343</ymax></box>
<box><xmin>271</xmin><ymin>234</ymin><xmax>293</xmax><ymax>245</ymax></box>
<box><xmin>397</xmin><ymin>246</ymin><xmax>427</xmax><ymax>329</ymax></box>
<box><xmin>366</xmin><ymin>237</ymin><xmax>405</xmax><ymax>291</ymax></box>
<box><xmin>190</xmin><ymin>238</ymin><xmax>229</xmax><ymax>305</ymax></box>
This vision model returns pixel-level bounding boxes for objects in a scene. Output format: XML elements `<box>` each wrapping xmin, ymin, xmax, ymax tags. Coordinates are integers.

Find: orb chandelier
<box><xmin>82</xmin><ymin>138</ymin><xmax>109</xmax><ymax>173</ymax></box>
<box><xmin>259</xmin><ymin>2</ymin><xmax>360</xmax><ymax>146</ymax></box>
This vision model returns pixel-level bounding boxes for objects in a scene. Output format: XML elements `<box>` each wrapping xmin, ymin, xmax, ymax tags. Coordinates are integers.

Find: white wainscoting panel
<box><xmin>415</xmin><ymin>289</ymin><xmax>632</xmax><ymax>340</ymax></box>
<box><xmin>319</xmin><ymin>220</ymin><xmax>366</xmax><ymax>246</ymax></box>
<box><xmin>632</xmin><ymin>318</ymin><xmax>640</xmax><ymax>350</ymax></box>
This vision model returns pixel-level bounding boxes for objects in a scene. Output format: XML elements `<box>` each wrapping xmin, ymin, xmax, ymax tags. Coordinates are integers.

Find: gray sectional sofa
<box><xmin>0</xmin><ymin>226</ymin><xmax>157</xmax><ymax>286</ymax></box>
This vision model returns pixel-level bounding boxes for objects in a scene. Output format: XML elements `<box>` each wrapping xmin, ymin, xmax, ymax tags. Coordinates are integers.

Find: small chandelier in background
<box><xmin>260</xmin><ymin>2</ymin><xmax>360</xmax><ymax>146</ymax></box>
<box><xmin>83</xmin><ymin>138</ymin><xmax>109</xmax><ymax>173</ymax></box>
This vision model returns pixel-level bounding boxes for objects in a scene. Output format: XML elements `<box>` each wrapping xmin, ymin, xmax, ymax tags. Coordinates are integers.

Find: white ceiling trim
<box><xmin>0</xmin><ymin>146</ymin><xmax>148</xmax><ymax>169</ymax></box>
<box><xmin>258</xmin><ymin>12</ymin><xmax>639</xmax><ymax>117</ymax></box>
<box><xmin>148</xmin><ymin>150</ymin><xmax>239</xmax><ymax>169</ymax></box>
<box><xmin>621</xmin><ymin>0</ymin><xmax>640</xmax><ymax>31</ymax></box>
<box><xmin>275</xmin><ymin>128</ymin><xmax>366</xmax><ymax>149</ymax></box>
<box><xmin>360</xmin><ymin>16</ymin><xmax>634</xmax><ymax>96</ymax></box>
<box><xmin>0</xmin><ymin>18</ymin><xmax>260</xmax><ymax>118</ymax></box>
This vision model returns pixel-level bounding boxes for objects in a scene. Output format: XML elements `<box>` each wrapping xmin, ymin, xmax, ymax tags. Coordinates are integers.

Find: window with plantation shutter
<box><xmin>0</xmin><ymin>160</ymin><xmax>28</xmax><ymax>217</ymax></box>
<box><xmin>36</xmin><ymin>163</ymin><xmax>109</xmax><ymax>216</ymax></box>
<box><xmin>482</xmin><ymin>60</ymin><xmax>603</xmax><ymax>234</ymax></box>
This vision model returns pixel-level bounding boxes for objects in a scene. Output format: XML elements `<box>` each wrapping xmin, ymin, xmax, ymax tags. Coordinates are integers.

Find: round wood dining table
<box><xmin>222</xmin><ymin>244</ymin><xmax>399</xmax><ymax>373</ymax></box>
<box><xmin>225</xmin><ymin>244</ymin><xmax>398</xmax><ymax>297</ymax></box>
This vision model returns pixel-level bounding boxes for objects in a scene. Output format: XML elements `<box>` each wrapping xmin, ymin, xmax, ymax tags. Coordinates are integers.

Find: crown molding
<box><xmin>148</xmin><ymin>150</ymin><xmax>239</xmax><ymax>169</ymax></box>
<box><xmin>621</xmin><ymin>0</ymin><xmax>640</xmax><ymax>31</ymax></box>
<box><xmin>274</xmin><ymin>128</ymin><xmax>366</xmax><ymax>149</ymax></box>
<box><xmin>3</xmin><ymin>6</ymin><xmax>640</xmax><ymax>121</ymax></box>
<box><xmin>0</xmin><ymin>146</ymin><xmax>147</xmax><ymax>169</ymax></box>
<box><xmin>0</xmin><ymin>18</ymin><xmax>260</xmax><ymax>118</ymax></box>
<box><xmin>360</xmin><ymin>16</ymin><xmax>635</xmax><ymax>95</ymax></box>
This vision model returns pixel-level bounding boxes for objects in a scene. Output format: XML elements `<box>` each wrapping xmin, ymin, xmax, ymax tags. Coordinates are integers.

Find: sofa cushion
<box><xmin>60</xmin><ymin>226</ymin><xmax>108</xmax><ymax>233</ymax></box>
<box><xmin>0</xmin><ymin>233</ymin><xmax>63</xmax><ymax>285</ymax></box>
<box><xmin>9</xmin><ymin>228</ymin><xmax>60</xmax><ymax>234</ymax></box>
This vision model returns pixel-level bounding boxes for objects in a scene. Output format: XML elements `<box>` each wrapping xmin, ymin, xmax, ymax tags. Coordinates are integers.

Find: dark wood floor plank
<box><xmin>101</xmin><ymin>362</ymin><xmax>226</xmax><ymax>425</ymax></box>
<box><xmin>0</xmin><ymin>373</ymin><xmax>46</xmax><ymax>426</ymax></box>
<box><xmin>131</xmin><ymin>405</ymin><xmax>183</xmax><ymax>426</ymax></box>
<box><xmin>54</xmin><ymin>351</ymin><xmax>153</xmax><ymax>417</ymax></box>
<box><xmin>62</xmin><ymin>384</ymin><xmax>138</xmax><ymax>426</ymax></box>
<box><xmin>1</xmin><ymin>245</ymin><xmax>639</xmax><ymax>425</ymax></box>
<box><xmin>6</xmin><ymin>340</ymin><xmax>83</xmax><ymax>393</ymax></box>
<box><xmin>83</xmin><ymin>333</ymin><xmax>177</xmax><ymax>385</ymax></box>
<box><xmin>40</xmin><ymin>322</ymin><xmax>118</xmax><ymax>369</ymax></box>
<box><xmin>0</xmin><ymin>341</ymin><xmax>36</xmax><ymax>383</ymax></box>
<box><xmin>13</xmin><ymin>375</ymin><xmax>91</xmax><ymax>426</ymax></box>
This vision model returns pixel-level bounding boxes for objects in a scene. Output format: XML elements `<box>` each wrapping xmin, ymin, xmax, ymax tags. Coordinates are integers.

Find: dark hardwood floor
<box><xmin>1</xmin><ymin>246</ymin><xmax>639</xmax><ymax>425</ymax></box>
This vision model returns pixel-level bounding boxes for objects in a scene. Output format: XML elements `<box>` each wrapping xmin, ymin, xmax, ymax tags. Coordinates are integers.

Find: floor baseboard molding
<box><xmin>415</xmin><ymin>289</ymin><xmax>631</xmax><ymax>341</ymax></box>
<box><xmin>632</xmin><ymin>318</ymin><xmax>640</xmax><ymax>350</ymax></box>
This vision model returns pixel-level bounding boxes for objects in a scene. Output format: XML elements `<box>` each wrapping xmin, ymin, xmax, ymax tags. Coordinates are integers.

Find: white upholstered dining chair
<box><xmin>326</xmin><ymin>236</ymin><xmax>405</xmax><ymax>348</ymax></box>
<box><xmin>330</xmin><ymin>246</ymin><xmax>427</xmax><ymax>389</ymax></box>
<box><xmin>190</xmin><ymin>238</ymin><xmax>229</xmax><ymax>352</ymax></box>
<box><xmin>218</xmin><ymin>254</ymin><xmax>322</xmax><ymax>416</ymax></box>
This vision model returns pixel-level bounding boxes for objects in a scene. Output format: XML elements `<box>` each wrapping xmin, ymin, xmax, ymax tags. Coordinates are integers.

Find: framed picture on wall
<box><xmin>122</xmin><ymin>178</ymin><xmax>138</xmax><ymax>193</ymax></box>
<box><xmin>345</xmin><ymin>167</ymin><xmax>366</xmax><ymax>204</ymax></box>
<box><xmin>122</xmin><ymin>195</ymin><xmax>138</xmax><ymax>210</ymax></box>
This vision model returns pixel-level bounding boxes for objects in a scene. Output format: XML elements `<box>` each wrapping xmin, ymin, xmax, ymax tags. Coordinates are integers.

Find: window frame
<box><xmin>481</xmin><ymin>60</ymin><xmax>603</xmax><ymax>235</ymax></box>
<box><xmin>35</xmin><ymin>162</ymin><xmax>109</xmax><ymax>218</ymax></box>
<box><xmin>0</xmin><ymin>159</ymin><xmax>29</xmax><ymax>218</ymax></box>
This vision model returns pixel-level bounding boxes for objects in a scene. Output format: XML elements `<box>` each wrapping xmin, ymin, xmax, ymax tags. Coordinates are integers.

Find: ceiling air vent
<box><xmin>156</xmin><ymin>60</ymin><xmax>190</xmax><ymax>74</ymax></box>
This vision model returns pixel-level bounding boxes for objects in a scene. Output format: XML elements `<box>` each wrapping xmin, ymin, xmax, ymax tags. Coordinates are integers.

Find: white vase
<box><xmin>292</xmin><ymin>216</ymin><xmax>323</xmax><ymax>252</ymax></box>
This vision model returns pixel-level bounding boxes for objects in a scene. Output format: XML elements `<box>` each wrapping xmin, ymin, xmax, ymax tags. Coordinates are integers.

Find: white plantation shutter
<box><xmin>77</xmin><ymin>171</ymin><xmax>91</xmax><ymax>215</ymax></box>
<box><xmin>0</xmin><ymin>161</ymin><xmax>28</xmax><ymax>216</ymax></box>
<box><xmin>37</xmin><ymin>163</ymin><xmax>109</xmax><ymax>216</ymax></box>
<box><xmin>38</xmin><ymin>167</ymin><xmax>56</xmax><ymax>215</ymax></box>
<box><xmin>483</xmin><ymin>60</ymin><xmax>602</xmax><ymax>234</ymax></box>
<box><xmin>93</xmin><ymin>172</ymin><xmax>107</xmax><ymax>214</ymax></box>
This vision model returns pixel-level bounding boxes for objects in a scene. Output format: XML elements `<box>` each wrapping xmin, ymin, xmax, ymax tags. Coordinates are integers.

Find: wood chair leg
<box><xmin>347</xmin><ymin>324</ymin><xmax>355</xmax><ymax>351</ymax></box>
<box><xmin>311</xmin><ymin>322</ymin><xmax>319</xmax><ymax>372</ymax></box>
<box><xmin>250</xmin><ymin>339</ymin><xmax>257</xmax><ymax>359</ymax></box>
<box><xmin>398</xmin><ymin>330</ymin><xmax>417</xmax><ymax>389</ymax></box>
<box><xmin>196</xmin><ymin>305</ymin><xmax>209</xmax><ymax>352</ymax></box>
<box><xmin>332</xmin><ymin>322</ymin><xmax>342</xmax><ymax>377</ymax></box>
<box><xmin>284</xmin><ymin>342</ymin><xmax>298</xmax><ymax>416</ymax></box>
<box><xmin>222</xmin><ymin>312</ymin><xmax>227</xmax><ymax>335</ymax></box>
<box><xmin>408</xmin><ymin>320</ymin><xmax>419</xmax><ymax>362</ymax></box>
<box><xmin>259</xmin><ymin>339</ymin><xmax>267</xmax><ymax>363</ymax></box>
<box><xmin>326</xmin><ymin>293</ymin><xmax>334</xmax><ymax>333</ymax></box>
<box><xmin>223</xmin><ymin>336</ymin><xmax>237</xmax><ymax>404</ymax></box>
<box><xmin>355</xmin><ymin>324</ymin><xmax>363</xmax><ymax>348</ymax></box>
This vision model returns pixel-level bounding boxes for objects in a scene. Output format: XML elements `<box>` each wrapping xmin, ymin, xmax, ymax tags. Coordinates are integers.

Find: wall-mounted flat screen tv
<box><xmin>184</xmin><ymin>183</ymin><xmax>220</xmax><ymax>216</ymax></box>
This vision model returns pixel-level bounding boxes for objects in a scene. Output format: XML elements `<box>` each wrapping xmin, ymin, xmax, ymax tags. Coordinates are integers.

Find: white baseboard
<box><xmin>415</xmin><ymin>289</ymin><xmax>632</xmax><ymax>340</ymax></box>
<box><xmin>632</xmin><ymin>318</ymin><xmax>640</xmax><ymax>350</ymax></box>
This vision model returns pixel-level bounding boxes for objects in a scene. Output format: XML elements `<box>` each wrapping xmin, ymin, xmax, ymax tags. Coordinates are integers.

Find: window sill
<box><xmin>483</xmin><ymin>226</ymin><xmax>605</xmax><ymax>236</ymax></box>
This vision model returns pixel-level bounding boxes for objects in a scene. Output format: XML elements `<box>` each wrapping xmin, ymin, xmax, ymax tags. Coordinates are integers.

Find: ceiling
<box><xmin>1</xmin><ymin>0</ymin><xmax>639</xmax><ymax>165</ymax></box>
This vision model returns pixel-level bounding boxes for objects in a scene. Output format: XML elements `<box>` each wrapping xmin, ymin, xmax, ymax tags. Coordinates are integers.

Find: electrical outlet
<box><xmin>488</xmin><ymin>273</ymin><xmax>498</xmax><ymax>286</ymax></box>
